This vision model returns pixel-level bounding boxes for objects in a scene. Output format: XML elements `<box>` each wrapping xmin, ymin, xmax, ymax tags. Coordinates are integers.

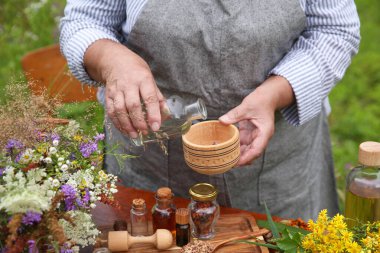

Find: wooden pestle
<box><xmin>108</xmin><ymin>229</ymin><xmax>173</xmax><ymax>252</ymax></box>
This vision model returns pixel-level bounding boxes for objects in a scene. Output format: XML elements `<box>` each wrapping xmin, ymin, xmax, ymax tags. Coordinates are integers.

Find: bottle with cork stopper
<box><xmin>175</xmin><ymin>208</ymin><xmax>190</xmax><ymax>247</ymax></box>
<box><xmin>152</xmin><ymin>187</ymin><xmax>176</xmax><ymax>235</ymax></box>
<box><xmin>130</xmin><ymin>198</ymin><xmax>149</xmax><ymax>236</ymax></box>
<box><xmin>345</xmin><ymin>141</ymin><xmax>380</xmax><ymax>228</ymax></box>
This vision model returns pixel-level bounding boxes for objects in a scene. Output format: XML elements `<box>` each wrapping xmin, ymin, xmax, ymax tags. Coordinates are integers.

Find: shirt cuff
<box><xmin>61</xmin><ymin>28</ymin><xmax>120</xmax><ymax>86</ymax></box>
<box><xmin>270</xmin><ymin>50</ymin><xmax>322</xmax><ymax>126</ymax></box>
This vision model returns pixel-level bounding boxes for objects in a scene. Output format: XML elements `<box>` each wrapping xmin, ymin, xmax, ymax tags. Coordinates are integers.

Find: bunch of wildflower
<box><xmin>0</xmin><ymin>120</ymin><xmax>119</xmax><ymax>252</ymax></box>
<box><xmin>301</xmin><ymin>209</ymin><xmax>362</xmax><ymax>253</ymax></box>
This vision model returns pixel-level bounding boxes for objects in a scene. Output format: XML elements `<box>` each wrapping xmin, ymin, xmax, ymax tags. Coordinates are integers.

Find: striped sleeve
<box><xmin>59</xmin><ymin>0</ymin><xmax>126</xmax><ymax>85</ymax></box>
<box><xmin>270</xmin><ymin>0</ymin><xmax>360</xmax><ymax>126</ymax></box>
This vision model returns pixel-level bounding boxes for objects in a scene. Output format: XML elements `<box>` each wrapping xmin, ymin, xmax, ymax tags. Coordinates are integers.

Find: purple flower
<box><xmin>5</xmin><ymin>139</ymin><xmax>24</xmax><ymax>154</ymax></box>
<box><xmin>60</xmin><ymin>243</ymin><xmax>73</xmax><ymax>253</ymax></box>
<box><xmin>79</xmin><ymin>141</ymin><xmax>98</xmax><ymax>158</ymax></box>
<box><xmin>94</xmin><ymin>133</ymin><xmax>105</xmax><ymax>142</ymax></box>
<box><xmin>51</xmin><ymin>133</ymin><xmax>60</xmax><ymax>142</ymax></box>
<box><xmin>22</xmin><ymin>211</ymin><xmax>42</xmax><ymax>226</ymax></box>
<box><xmin>83</xmin><ymin>188</ymin><xmax>90</xmax><ymax>204</ymax></box>
<box><xmin>28</xmin><ymin>240</ymin><xmax>38</xmax><ymax>253</ymax></box>
<box><xmin>69</xmin><ymin>152</ymin><xmax>76</xmax><ymax>161</ymax></box>
<box><xmin>61</xmin><ymin>184</ymin><xmax>77</xmax><ymax>211</ymax></box>
<box><xmin>0</xmin><ymin>167</ymin><xmax>4</xmax><ymax>177</ymax></box>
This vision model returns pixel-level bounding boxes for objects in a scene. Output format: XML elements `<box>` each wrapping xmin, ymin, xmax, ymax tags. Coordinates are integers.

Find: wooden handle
<box><xmin>212</xmin><ymin>228</ymin><xmax>270</xmax><ymax>252</ymax></box>
<box><xmin>129</xmin><ymin>234</ymin><xmax>156</xmax><ymax>246</ymax></box>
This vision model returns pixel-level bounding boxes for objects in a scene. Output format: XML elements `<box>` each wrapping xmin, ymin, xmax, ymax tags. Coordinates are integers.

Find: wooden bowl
<box><xmin>182</xmin><ymin>120</ymin><xmax>240</xmax><ymax>175</ymax></box>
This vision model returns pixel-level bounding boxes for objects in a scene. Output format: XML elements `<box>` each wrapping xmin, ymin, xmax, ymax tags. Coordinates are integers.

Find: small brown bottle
<box><xmin>176</xmin><ymin>208</ymin><xmax>190</xmax><ymax>247</ymax></box>
<box><xmin>152</xmin><ymin>187</ymin><xmax>176</xmax><ymax>234</ymax></box>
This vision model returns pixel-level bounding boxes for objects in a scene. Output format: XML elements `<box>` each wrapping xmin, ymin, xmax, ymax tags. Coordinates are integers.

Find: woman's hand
<box><xmin>219</xmin><ymin>76</ymin><xmax>295</xmax><ymax>166</ymax></box>
<box><xmin>84</xmin><ymin>40</ymin><xmax>164</xmax><ymax>138</ymax></box>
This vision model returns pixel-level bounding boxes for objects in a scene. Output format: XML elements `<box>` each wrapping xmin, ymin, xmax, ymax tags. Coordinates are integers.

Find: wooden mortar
<box><xmin>182</xmin><ymin>120</ymin><xmax>240</xmax><ymax>175</ymax></box>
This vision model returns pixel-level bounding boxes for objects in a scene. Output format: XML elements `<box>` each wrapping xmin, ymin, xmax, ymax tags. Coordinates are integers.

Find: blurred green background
<box><xmin>0</xmin><ymin>0</ymin><xmax>379</xmax><ymax>212</ymax></box>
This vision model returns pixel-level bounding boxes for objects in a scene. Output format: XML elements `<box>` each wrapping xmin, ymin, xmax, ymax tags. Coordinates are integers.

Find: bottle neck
<box><xmin>156</xmin><ymin>198</ymin><xmax>173</xmax><ymax>209</ymax></box>
<box><xmin>131</xmin><ymin>206</ymin><xmax>146</xmax><ymax>215</ymax></box>
<box><xmin>184</xmin><ymin>99</ymin><xmax>207</xmax><ymax>121</ymax></box>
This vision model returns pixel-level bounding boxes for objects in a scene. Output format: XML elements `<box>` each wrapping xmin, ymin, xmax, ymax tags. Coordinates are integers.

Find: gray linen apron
<box><xmin>105</xmin><ymin>0</ymin><xmax>339</xmax><ymax>220</ymax></box>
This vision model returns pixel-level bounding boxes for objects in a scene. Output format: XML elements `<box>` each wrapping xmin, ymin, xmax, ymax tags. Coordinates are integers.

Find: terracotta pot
<box><xmin>182</xmin><ymin>120</ymin><xmax>240</xmax><ymax>175</ymax></box>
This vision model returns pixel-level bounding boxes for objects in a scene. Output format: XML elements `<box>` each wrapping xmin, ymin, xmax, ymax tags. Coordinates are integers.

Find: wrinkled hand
<box><xmin>84</xmin><ymin>40</ymin><xmax>165</xmax><ymax>138</ymax></box>
<box><xmin>219</xmin><ymin>76</ymin><xmax>294</xmax><ymax>166</ymax></box>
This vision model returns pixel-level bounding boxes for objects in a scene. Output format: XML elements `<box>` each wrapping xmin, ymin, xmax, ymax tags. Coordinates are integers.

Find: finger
<box><xmin>219</xmin><ymin>104</ymin><xmax>247</xmax><ymax>125</ymax></box>
<box><xmin>140</xmin><ymin>79</ymin><xmax>161</xmax><ymax>131</ymax></box>
<box><xmin>105</xmin><ymin>96</ymin><xmax>122</xmax><ymax>131</ymax></box>
<box><xmin>113</xmin><ymin>93</ymin><xmax>138</xmax><ymax>138</ymax></box>
<box><xmin>238</xmin><ymin>127</ymin><xmax>271</xmax><ymax>166</ymax></box>
<box><xmin>124</xmin><ymin>89</ymin><xmax>148</xmax><ymax>133</ymax></box>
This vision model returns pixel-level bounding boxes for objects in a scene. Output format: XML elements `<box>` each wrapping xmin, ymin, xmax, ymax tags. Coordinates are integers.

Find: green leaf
<box><xmin>257</xmin><ymin>220</ymin><xmax>310</xmax><ymax>235</ymax></box>
<box><xmin>263</xmin><ymin>202</ymin><xmax>280</xmax><ymax>239</ymax></box>
<box><xmin>275</xmin><ymin>229</ymin><xmax>305</xmax><ymax>253</ymax></box>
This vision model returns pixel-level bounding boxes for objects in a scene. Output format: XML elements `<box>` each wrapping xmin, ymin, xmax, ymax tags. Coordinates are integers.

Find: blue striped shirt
<box><xmin>60</xmin><ymin>0</ymin><xmax>360</xmax><ymax>126</ymax></box>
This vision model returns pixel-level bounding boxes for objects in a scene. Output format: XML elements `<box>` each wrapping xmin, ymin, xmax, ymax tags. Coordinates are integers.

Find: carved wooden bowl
<box><xmin>182</xmin><ymin>120</ymin><xmax>240</xmax><ymax>175</ymax></box>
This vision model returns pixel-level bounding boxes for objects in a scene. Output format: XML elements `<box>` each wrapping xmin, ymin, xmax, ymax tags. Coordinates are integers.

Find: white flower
<box><xmin>66</xmin><ymin>160</ymin><xmax>71</xmax><ymax>165</ymax></box>
<box><xmin>58</xmin><ymin>157</ymin><xmax>64</xmax><ymax>162</ymax></box>
<box><xmin>52</xmin><ymin>179</ymin><xmax>60</xmax><ymax>187</ymax></box>
<box><xmin>19</xmin><ymin>149</ymin><xmax>34</xmax><ymax>164</ymax></box>
<box><xmin>90</xmin><ymin>166</ymin><xmax>95</xmax><ymax>170</ymax></box>
<box><xmin>90</xmin><ymin>203</ymin><xmax>96</xmax><ymax>209</ymax></box>
<box><xmin>44</xmin><ymin>157</ymin><xmax>52</xmax><ymax>164</ymax></box>
<box><xmin>110</xmin><ymin>188</ymin><xmax>118</xmax><ymax>194</ymax></box>
<box><xmin>0</xmin><ymin>188</ymin><xmax>51</xmax><ymax>214</ymax></box>
<box><xmin>53</xmin><ymin>139</ymin><xmax>59</xmax><ymax>146</ymax></box>
<box><xmin>71</xmin><ymin>246</ymin><xmax>80</xmax><ymax>253</ymax></box>
<box><xmin>48</xmin><ymin>147</ymin><xmax>57</xmax><ymax>155</ymax></box>
<box><xmin>58</xmin><ymin>162</ymin><xmax>63</xmax><ymax>167</ymax></box>
<box><xmin>61</xmin><ymin>164</ymin><xmax>69</xmax><ymax>171</ymax></box>
<box><xmin>59</xmin><ymin>211</ymin><xmax>99</xmax><ymax>247</ymax></box>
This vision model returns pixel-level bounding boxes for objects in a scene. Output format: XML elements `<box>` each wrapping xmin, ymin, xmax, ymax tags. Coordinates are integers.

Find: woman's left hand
<box><xmin>219</xmin><ymin>76</ymin><xmax>295</xmax><ymax>166</ymax></box>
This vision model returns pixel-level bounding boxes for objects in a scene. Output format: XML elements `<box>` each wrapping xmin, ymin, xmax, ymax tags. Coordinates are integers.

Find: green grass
<box><xmin>0</xmin><ymin>0</ymin><xmax>379</xmax><ymax>213</ymax></box>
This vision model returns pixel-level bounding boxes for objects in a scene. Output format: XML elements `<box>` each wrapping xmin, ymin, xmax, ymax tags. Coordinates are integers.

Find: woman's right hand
<box><xmin>84</xmin><ymin>39</ymin><xmax>165</xmax><ymax>138</ymax></box>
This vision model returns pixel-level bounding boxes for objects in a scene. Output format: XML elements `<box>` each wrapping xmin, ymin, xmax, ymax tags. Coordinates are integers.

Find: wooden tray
<box><xmin>97</xmin><ymin>214</ymin><xmax>269</xmax><ymax>253</ymax></box>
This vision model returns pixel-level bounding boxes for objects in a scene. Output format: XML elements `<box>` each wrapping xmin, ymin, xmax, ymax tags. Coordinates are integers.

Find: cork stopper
<box><xmin>156</xmin><ymin>187</ymin><xmax>172</xmax><ymax>199</ymax></box>
<box><xmin>358</xmin><ymin>141</ymin><xmax>380</xmax><ymax>167</ymax></box>
<box><xmin>132</xmin><ymin>198</ymin><xmax>145</xmax><ymax>209</ymax></box>
<box><xmin>176</xmin><ymin>208</ymin><xmax>189</xmax><ymax>225</ymax></box>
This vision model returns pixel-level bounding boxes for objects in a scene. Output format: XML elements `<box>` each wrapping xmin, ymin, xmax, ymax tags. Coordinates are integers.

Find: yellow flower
<box><xmin>73</xmin><ymin>135</ymin><xmax>83</xmax><ymax>141</ymax></box>
<box><xmin>301</xmin><ymin>210</ymin><xmax>363</xmax><ymax>253</ymax></box>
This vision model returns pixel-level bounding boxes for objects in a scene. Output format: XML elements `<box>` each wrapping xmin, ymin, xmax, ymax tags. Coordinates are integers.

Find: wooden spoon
<box><xmin>211</xmin><ymin>228</ymin><xmax>270</xmax><ymax>252</ymax></box>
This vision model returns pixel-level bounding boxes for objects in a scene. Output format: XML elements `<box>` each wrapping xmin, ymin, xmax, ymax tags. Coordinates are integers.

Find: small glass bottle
<box><xmin>131</xmin><ymin>95</ymin><xmax>207</xmax><ymax>146</ymax></box>
<box><xmin>345</xmin><ymin>141</ymin><xmax>380</xmax><ymax>228</ymax></box>
<box><xmin>152</xmin><ymin>187</ymin><xmax>176</xmax><ymax>235</ymax></box>
<box><xmin>130</xmin><ymin>198</ymin><xmax>149</xmax><ymax>236</ymax></box>
<box><xmin>176</xmin><ymin>208</ymin><xmax>190</xmax><ymax>247</ymax></box>
<box><xmin>188</xmin><ymin>183</ymin><xmax>220</xmax><ymax>240</ymax></box>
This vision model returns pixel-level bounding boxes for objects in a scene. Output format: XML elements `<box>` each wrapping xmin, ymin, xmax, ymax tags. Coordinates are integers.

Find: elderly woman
<box><xmin>60</xmin><ymin>0</ymin><xmax>360</xmax><ymax>219</ymax></box>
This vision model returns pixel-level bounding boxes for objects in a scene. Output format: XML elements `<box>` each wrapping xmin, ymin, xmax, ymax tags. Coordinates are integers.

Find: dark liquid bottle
<box><xmin>152</xmin><ymin>187</ymin><xmax>176</xmax><ymax>235</ymax></box>
<box><xmin>176</xmin><ymin>208</ymin><xmax>190</xmax><ymax>247</ymax></box>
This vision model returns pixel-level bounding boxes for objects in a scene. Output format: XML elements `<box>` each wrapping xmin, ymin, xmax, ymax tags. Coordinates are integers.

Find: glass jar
<box><xmin>152</xmin><ymin>187</ymin><xmax>176</xmax><ymax>235</ymax></box>
<box><xmin>345</xmin><ymin>141</ymin><xmax>380</xmax><ymax>228</ymax></box>
<box><xmin>131</xmin><ymin>95</ymin><xmax>207</xmax><ymax>146</ymax></box>
<box><xmin>130</xmin><ymin>198</ymin><xmax>149</xmax><ymax>236</ymax></box>
<box><xmin>188</xmin><ymin>183</ymin><xmax>220</xmax><ymax>240</ymax></box>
